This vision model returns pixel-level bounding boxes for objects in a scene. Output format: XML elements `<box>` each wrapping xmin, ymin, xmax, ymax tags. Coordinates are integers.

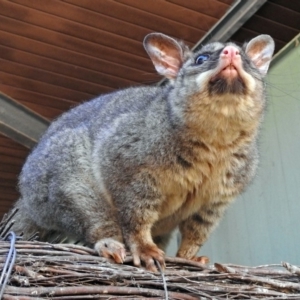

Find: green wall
<box><xmin>167</xmin><ymin>38</ymin><xmax>300</xmax><ymax>266</ymax></box>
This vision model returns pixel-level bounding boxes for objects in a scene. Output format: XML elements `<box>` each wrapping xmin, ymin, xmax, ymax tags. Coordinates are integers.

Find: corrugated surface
<box><xmin>0</xmin><ymin>0</ymin><xmax>234</xmax><ymax>218</ymax></box>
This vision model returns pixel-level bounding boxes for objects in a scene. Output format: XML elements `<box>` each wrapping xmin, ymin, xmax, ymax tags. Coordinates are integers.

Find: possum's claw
<box><xmin>131</xmin><ymin>243</ymin><xmax>165</xmax><ymax>272</ymax></box>
<box><xmin>95</xmin><ymin>238</ymin><xmax>126</xmax><ymax>264</ymax></box>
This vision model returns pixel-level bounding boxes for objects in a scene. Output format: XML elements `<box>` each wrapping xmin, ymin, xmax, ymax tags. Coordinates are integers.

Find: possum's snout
<box><xmin>207</xmin><ymin>45</ymin><xmax>248</xmax><ymax>94</ymax></box>
<box><xmin>216</xmin><ymin>45</ymin><xmax>242</xmax><ymax>80</ymax></box>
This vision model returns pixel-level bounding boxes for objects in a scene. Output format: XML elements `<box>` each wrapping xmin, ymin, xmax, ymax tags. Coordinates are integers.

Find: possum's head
<box><xmin>144</xmin><ymin>33</ymin><xmax>274</xmax><ymax>119</ymax></box>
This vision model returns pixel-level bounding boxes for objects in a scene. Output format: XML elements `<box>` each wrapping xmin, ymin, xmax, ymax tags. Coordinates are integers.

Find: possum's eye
<box><xmin>195</xmin><ymin>54</ymin><xmax>210</xmax><ymax>65</ymax></box>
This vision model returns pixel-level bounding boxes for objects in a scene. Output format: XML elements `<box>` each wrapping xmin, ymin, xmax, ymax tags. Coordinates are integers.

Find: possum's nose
<box><xmin>217</xmin><ymin>45</ymin><xmax>241</xmax><ymax>80</ymax></box>
<box><xmin>222</xmin><ymin>46</ymin><xmax>240</xmax><ymax>59</ymax></box>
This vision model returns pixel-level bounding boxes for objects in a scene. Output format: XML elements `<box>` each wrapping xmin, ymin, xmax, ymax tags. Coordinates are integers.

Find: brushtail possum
<box><xmin>12</xmin><ymin>33</ymin><xmax>274</xmax><ymax>271</ymax></box>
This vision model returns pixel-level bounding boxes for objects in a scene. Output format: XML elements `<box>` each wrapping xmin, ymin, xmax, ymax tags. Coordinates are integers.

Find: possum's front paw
<box><xmin>94</xmin><ymin>238</ymin><xmax>126</xmax><ymax>264</ymax></box>
<box><xmin>131</xmin><ymin>242</ymin><xmax>165</xmax><ymax>272</ymax></box>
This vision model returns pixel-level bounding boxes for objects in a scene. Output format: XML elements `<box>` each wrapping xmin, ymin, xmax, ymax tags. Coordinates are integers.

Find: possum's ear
<box><xmin>246</xmin><ymin>35</ymin><xmax>275</xmax><ymax>77</ymax></box>
<box><xmin>144</xmin><ymin>33</ymin><xmax>184</xmax><ymax>79</ymax></box>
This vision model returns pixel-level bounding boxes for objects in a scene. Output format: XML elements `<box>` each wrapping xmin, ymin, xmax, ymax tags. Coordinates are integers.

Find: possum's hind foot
<box><xmin>191</xmin><ymin>255</ymin><xmax>210</xmax><ymax>264</ymax></box>
<box><xmin>94</xmin><ymin>238</ymin><xmax>126</xmax><ymax>264</ymax></box>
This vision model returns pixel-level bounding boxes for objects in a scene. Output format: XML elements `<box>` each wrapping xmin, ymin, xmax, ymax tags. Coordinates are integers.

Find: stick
<box><xmin>4</xmin><ymin>285</ymin><xmax>198</xmax><ymax>300</ymax></box>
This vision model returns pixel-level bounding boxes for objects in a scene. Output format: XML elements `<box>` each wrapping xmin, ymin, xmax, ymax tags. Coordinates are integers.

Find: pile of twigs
<box><xmin>0</xmin><ymin>241</ymin><xmax>299</xmax><ymax>299</ymax></box>
<box><xmin>1</xmin><ymin>211</ymin><xmax>300</xmax><ymax>299</ymax></box>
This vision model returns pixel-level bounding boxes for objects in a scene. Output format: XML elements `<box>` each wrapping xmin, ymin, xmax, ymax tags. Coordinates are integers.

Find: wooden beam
<box><xmin>0</xmin><ymin>92</ymin><xmax>49</xmax><ymax>149</ymax></box>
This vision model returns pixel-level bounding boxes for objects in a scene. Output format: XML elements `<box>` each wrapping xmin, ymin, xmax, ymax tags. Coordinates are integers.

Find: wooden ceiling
<box><xmin>0</xmin><ymin>0</ymin><xmax>236</xmax><ymax>120</ymax></box>
<box><xmin>0</xmin><ymin>0</ymin><xmax>300</xmax><ymax>218</ymax></box>
<box><xmin>231</xmin><ymin>0</ymin><xmax>299</xmax><ymax>52</ymax></box>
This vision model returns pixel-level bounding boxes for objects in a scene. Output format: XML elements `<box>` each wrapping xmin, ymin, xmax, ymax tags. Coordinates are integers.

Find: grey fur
<box><xmin>11</xmin><ymin>33</ymin><xmax>275</xmax><ymax>270</ymax></box>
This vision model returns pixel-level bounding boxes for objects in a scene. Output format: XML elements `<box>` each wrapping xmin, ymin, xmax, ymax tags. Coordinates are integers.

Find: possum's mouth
<box><xmin>209</xmin><ymin>64</ymin><xmax>245</xmax><ymax>94</ymax></box>
<box><xmin>210</xmin><ymin>63</ymin><xmax>240</xmax><ymax>83</ymax></box>
<box><xmin>223</xmin><ymin>64</ymin><xmax>237</xmax><ymax>71</ymax></box>
<box><xmin>219</xmin><ymin>64</ymin><xmax>239</xmax><ymax>79</ymax></box>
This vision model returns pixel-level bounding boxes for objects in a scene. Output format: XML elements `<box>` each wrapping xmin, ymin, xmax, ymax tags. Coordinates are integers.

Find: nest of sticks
<box><xmin>1</xmin><ymin>211</ymin><xmax>300</xmax><ymax>299</ymax></box>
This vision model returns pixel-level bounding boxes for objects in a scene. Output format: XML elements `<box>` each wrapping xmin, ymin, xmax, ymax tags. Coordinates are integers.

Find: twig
<box><xmin>282</xmin><ymin>262</ymin><xmax>300</xmax><ymax>275</ymax></box>
<box><xmin>165</xmin><ymin>256</ymin><xmax>209</xmax><ymax>270</ymax></box>
<box><xmin>14</xmin><ymin>265</ymin><xmax>45</xmax><ymax>279</ymax></box>
<box><xmin>2</xmin><ymin>239</ymin><xmax>300</xmax><ymax>299</ymax></box>
<box><xmin>155</xmin><ymin>260</ymin><xmax>168</xmax><ymax>300</ymax></box>
<box><xmin>3</xmin><ymin>296</ymin><xmax>46</xmax><ymax>300</ymax></box>
<box><xmin>216</xmin><ymin>263</ymin><xmax>300</xmax><ymax>292</ymax></box>
<box><xmin>0</xmin><ymin>209</ymin><xmax>18</xmax><ymax>237</ymax></box>
<box><xmin>53</xmin><ymin>243</ymin><xmax>96</xmax><ymax>255</ymax></box>
<box><xmin>4</xmin><ymin>285</ymin><xmax>198</xmax><ymax>300</ymax></box>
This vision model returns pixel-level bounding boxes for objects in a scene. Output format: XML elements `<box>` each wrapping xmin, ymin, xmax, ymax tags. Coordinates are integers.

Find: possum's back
<box><xmin>41</xmin><ymin>86</ymin><xmax>161</xmax><ymax>142</ymax></box>
<box><xmin>18</xmin><ymin>85</ymin><xmax>163</xmax><ymax>204</ymax></box>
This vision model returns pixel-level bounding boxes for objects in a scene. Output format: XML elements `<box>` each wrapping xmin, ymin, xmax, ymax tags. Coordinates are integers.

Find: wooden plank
<box><xmin>0</xmin><ymin>200</ymin><xmax>16</xmax><ymax>209</ymax></box>
<box><xmin>0</xmin><ymin>198</ymin><xmax>18</xmax><ymax>207</ymax></box>
<box><xmin>0</xmin><ymin>195</ymin><xmax>17</xmax><ymax>203</ymax></box>
<box><xmin>0</xmin><ymin>163</ymin><xmax>24</xmax><ymax>174</ymax></box>
<box><xmin>269</xmin><ymin>0</ymin><xmax>300</xmax><ymax>13</ymax></box>
<box><xmin>16</xmin><ymin>101</ymin><xmax>63</xmax><ymax>120</ymax></box>
<box><xmin>116</xmin><ymin>0</ymin><xmax>216</xmax><ymax>30</ymax></box>
<box><xmin>231</xmin><ymin>28</ymin><xmax>285</xmax><ymax>53</ymax></box>
<box><xmin>0</xmin><ymin>171</ymin><xmax>19</xmax><ymax>181</ymax></box>
<box><xmin>1</xmin><ymin>201</ymin><xmax>17</xmax><ymax>208</ymax></box>
<box><xmin>0</xmin><ymin>1</ymin><xmax>146</xmax><ymax>58</ymax></box>
<box><xmin>256</xmin><ymin>2</ymin><xmax>300</xmax><ymax>30</ymax></box>
<box><xmin>216</xmin><ymin>0</ymin><xmax>235</xmax><ymax>5</ymax></box>
<box><xmin>0</xmin><ymin>134</ymin><xmax>28</xmax><ymax>149</ymax></box>
<box><xmin>168</xmin><ymin>0</ymin><xmax>232</xmax><ymax>19</ymax></box>
<box><xmin>0</xmin><ymin>85</ymin><xmax>76</xmax><ymax>111</ymax></box>
<box><xmin>0</xmin><ymin>30</ymin><xmax>154</xmax><ymax>83</ymax></box>
<box><xmin>0</xmin><ymin>191</ymin><xmax>19</xmax><ymax>200</ymax></box>
<box><xmin>63</xmin><ymin>0</ymin><xmax>198</xmax><ymax>44</ymax></box>
<box><xmin>0</xmin><ymin>45</ymin><xmax>136</xmax><ymax>88</ymax></box>
<box><xmin>10</xmin><ymin>0</ymin><xmax>149</xmax><ymax>42</ymax></box>
<box><xmin>0</xmin><ymin>72</ymin><xmax>94</xmax><ymax>102</ymax></box>
<box><xmin>0</xmin><ymin>179</ymin><xmax>19</xmax><ymax>187</ymax></box>
<box><xmin>243</xmin><ymin>15</ymin><xmax>299</xmax><ymax>43</ymax></box>
<box><xmin>0</xmin><ymin>59</ymin><xmax>106</xmax><ymax>96</ymax></box>
<box><xmin>0</xmin><ymin>155</ymin><xmax>25</xmax><ymax>166</ymax></box>
<box><xmin>0</xmin><ymin>147</ymin><xmax>28</xmax><ymax>159</ymax></box>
